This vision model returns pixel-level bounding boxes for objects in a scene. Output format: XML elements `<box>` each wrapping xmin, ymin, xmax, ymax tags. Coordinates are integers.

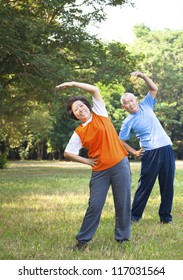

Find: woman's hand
<box><xmin>86</xmin><ymin>157</ymin><xmax>98</xmax><ymax>167</ymax></box>
<box><xmin>55</xmin><ymin>82</ymin><xmax>74</xmax><ymax>90</ymax></box>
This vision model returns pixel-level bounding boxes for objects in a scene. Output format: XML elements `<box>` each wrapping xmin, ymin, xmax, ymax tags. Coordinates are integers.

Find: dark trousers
<box><xmin>131</xmin><ymin>145</ymin><xmax>175</xmax><ymax>222</ymax></box>
<box><xmin>76</xmin><ymin>157</ymin><xmax>131</xmax><ymax>243</ymax></box>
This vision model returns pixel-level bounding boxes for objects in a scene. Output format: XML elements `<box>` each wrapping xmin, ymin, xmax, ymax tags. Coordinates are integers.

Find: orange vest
<box><xmin>75</xmin><ymin>113</ymin><xmax>128</xmax><ymax>171</ymax></box>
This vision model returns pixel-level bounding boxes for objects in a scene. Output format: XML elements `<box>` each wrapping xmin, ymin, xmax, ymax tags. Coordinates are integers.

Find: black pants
<box><xmin>131</xmin><ymin>145</ymin><xmax>175</xmax><ymax>222</ymax></box>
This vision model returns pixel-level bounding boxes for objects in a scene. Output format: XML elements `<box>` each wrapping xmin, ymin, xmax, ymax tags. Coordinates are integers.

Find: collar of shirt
<box><xmin>82</xmin><ymin>114</ymin><xmax>93</xmax><ymax>126</ymax></box>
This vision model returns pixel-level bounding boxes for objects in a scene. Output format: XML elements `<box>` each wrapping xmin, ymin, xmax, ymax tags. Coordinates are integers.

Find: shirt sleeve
<box><xmin>119</xmin><ymin>122</ymin><xmax>131</xmax><ymax>141</ymax></box>
<box><xmin>140</xmin><ymin>92</ymin><xmax>157</xmax><ymax>109</ymax></box>
<box><xmin>64</xmin><ymin>132</ymin><xmax>82</xmax><ymax>155</ymax></box>
<box><xmin>92</xmin><ymin>96</ymin><xmax>108</xmax><ymax>117</ymax></box>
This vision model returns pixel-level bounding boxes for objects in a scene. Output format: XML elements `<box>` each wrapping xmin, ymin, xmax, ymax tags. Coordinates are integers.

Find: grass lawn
<box><xmin>0</xmin><ymin>160</ymin><xmax>183</xmax><ymax>260</ymax></box>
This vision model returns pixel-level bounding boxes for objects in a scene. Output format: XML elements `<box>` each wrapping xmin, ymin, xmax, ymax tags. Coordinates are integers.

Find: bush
<box><xmin>0</xmin><ymin>153</ymin><xmax>7</xmax><ymax>169</ymax></box>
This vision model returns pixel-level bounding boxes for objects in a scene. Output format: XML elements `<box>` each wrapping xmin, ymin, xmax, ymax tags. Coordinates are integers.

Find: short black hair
<box><xmin>66</xmin><ymin>95</ymin><xmax>92</xmax><ymax>120</ymax></box>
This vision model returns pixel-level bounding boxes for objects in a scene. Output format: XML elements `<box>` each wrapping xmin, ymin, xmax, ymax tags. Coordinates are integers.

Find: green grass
<box><xmin>0</xmin><ymin>160</ymin><xmax>183</xmax><ymax>260</ymax></box>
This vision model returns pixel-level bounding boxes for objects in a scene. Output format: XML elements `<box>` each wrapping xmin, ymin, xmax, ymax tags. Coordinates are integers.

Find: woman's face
<box><xmin>72</xmin><ymin>100</ymin><xmax>91</xmax><ymax>122</ymax></box>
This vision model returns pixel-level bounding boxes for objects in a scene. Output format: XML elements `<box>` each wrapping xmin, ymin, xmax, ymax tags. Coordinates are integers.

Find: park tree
<box><xmin>0</xmin><ymin>0</ymin><xmax>134</xmax><ymax>164</ymax></box>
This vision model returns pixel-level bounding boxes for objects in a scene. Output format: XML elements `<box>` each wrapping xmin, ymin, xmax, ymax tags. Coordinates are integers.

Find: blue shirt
<box><xmin>119</xmin><ymin>93</ymin><xmax>172</xmax><ymax>150</ymax></box>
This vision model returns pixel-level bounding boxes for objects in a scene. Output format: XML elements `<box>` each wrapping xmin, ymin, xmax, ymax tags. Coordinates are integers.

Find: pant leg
<box><xmin>76</xmin><ymin>169</ymin><xmax>110</xmax><ymax>243</ymax></box>
<box><xmin>131</xmin><ymin>149</ymin><xmax>161</xmax><ymax>221</ymax></box>
<box><xmin>158</xmin><ymin>145</ymin><xmax>175</xmax><ymax>222</ymax></box>
<box><xmin>111</xmin><ymin>157</ymin><xmax>131</xmax><ymax>240</ymax></box>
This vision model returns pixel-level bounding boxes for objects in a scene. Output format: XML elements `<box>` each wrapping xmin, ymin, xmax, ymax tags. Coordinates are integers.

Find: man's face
<box><xmin>122</xmin><ymin>96</ymin><xmax>139</xmax><ymax>114</ymax></box>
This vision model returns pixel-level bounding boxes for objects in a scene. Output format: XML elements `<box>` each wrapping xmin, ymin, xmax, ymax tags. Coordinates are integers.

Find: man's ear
<box><xmin>121</xmin><ymin>103</ymin><xmax>126</xmax><ymax>109</ymax></box>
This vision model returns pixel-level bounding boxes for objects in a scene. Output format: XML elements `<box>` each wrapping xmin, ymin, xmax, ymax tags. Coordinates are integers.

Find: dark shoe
<box><xmin>73</xmin><ymin>242</ymin><xmax>88</xmax><ymax>251</ymax></box>
<box><xmin>116</xmin><ymin>239</ymin><xmax>129</xmax><ymax>244</ymax></box>
<box><xmin>160</xmin><ymin>220</ymin><xmax>172</xmax><ymax>224</ymax></box>
<box><xmin>131</xmin><ymin>219</ymin><xmax>139</xmax><ymax>224</ymax></box>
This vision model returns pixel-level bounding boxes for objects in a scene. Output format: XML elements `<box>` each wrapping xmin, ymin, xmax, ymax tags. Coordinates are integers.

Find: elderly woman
<box><xmin>56</xmin><ymin>81</ymin><xmax>131</xmax><ymax>251</ymax></box>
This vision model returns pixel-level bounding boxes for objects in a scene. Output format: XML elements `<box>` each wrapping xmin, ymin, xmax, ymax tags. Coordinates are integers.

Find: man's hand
<box><xmin>130</xmin><ymin>71</ymin><xmax>158</xmax><ymax>98</ymax></box>
<box><xmin>134</xmin><ymin>147</ymin><xmax>145</xmax><ymax>157</ymax></box>
<box><xmin>130</xmin><ymin>71</ymin><xmax>145</xmax><ymax>79</ymax></box>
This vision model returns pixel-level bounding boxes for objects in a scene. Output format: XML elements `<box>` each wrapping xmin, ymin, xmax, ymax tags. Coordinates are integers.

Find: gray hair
<box><xmin>120</xmin><ymin>92</ymin><xmax>136</xmax><ymax>105</ymax></box>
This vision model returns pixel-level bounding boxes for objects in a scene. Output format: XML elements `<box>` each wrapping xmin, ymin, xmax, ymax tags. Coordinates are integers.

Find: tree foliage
<box><xmin>0</xmin><ymin>1</ymin><xmax>182</xmax><ymax>163</ymax></box>
<box><xmin>0</xmin><ymin>0</ymin><xmax>134</xmax><ymax>162</ymax></box>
